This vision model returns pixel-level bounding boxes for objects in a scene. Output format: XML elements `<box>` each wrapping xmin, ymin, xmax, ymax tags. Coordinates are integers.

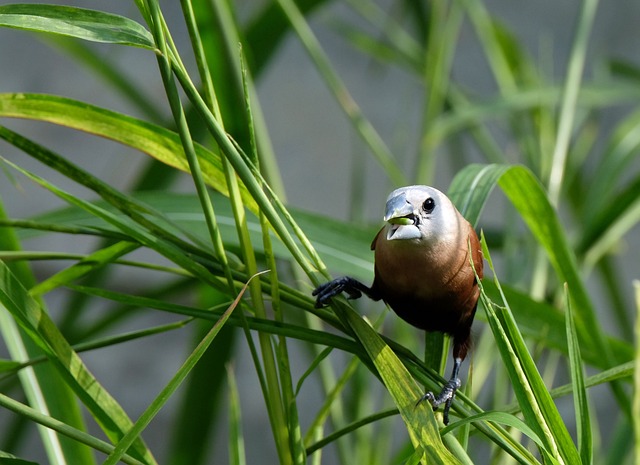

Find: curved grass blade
<box><xmin>441</xmin><ymin>411</ymin><xmax>549</xmax><ymax>457</ymax></box>
<box><xmin>28</xmin><ymin>241</ymin><xmax>139</xmax><ymax>296</ymax></box>
<box><xmin>0</xmin><ymin>392</ymin><xmax>145</xmax><ymax>465</ymax></box>
<box><xmin>338</xmin><ymin>302</ymin><xmax>462</xmax><ymax>464</ymax></box>
<box><xmin>450</xmin><ymin>164</ymin><xmax>616</xmax><ymax>379</ymax></box>
<box><xmin>0</xmin><ymin>4</ymin><xmax>154</xmax><ymax>49</ymax></box>
<box><xmin>102</xmin><ymin>270</ymin><xmax>267</xmax><ymax>465</ymax></box>
<box><xmin>0</xmin><ymin>202</ymin><xmax>95</xmax><ymax>465</ymax></box>
<box><xmin>478</xmin><ymin>236</ymin><xmax>581</xmax><ymax>464</ymax></box>
<box><xmin>0</xmin><ymin>260</ymin><xmax>156</xmax><ymax>464</ymax></box>
<box><xmin>0</xmin><ymin>93</ymin><xmax>257</xmax><ymax>212</ymax></box>
<box><xmin>565</xmin><ymin>284</ymin><xmax>592</xmax><ymax>465</ymax></box>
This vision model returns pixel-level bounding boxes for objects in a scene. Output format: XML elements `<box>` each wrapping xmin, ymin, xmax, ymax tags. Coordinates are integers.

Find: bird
<box><xmin>312</xmin><ymin>185</ymin><xmax>483</xmax><ymax>425</ymax></box>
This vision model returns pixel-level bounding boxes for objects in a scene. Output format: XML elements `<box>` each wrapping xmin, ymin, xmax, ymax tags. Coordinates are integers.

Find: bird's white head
<box><xmin>383</xmin><ymin>185</ymin><xmax>463</xmax><ymax>244</ymax></box>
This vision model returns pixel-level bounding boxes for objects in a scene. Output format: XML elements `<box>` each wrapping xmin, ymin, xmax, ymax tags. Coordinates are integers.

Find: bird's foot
<box><xmin>312</xmin><ymin>276</ymin><xmax>364</xmax><ymax>307</ymax></box>
<box><xmin>416</xmin><ymin>377</ymin><xmax>461</xmax><ymax>425</ymax></box>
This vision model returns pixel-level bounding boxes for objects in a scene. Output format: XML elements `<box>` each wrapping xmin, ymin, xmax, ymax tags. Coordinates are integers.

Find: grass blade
<box><xmin>28</xmin><ymin>241</ymin><xmax>139</xmax><ymax>296</ymax></box>
<box><xmin>0</xmin><ymin>202</ymin><xmax>95</xmax><ymax>465</ymax></box>
<box><xmin>565</xmin><ymin>284</ymin><xmax>592</xmax><ymax>465</ymax></box>
<box><xmin>227</xmin><ymin>365</ymin><xmax>246</xmax><ymax>465</ymax></box>
<box><xmin>0</xmin><ymin>94</ymin><xmax>256</xmax><ymax>212</ymax></box>
<box><xmin>633</xmin><ymin>280</ymin><xmax>640</xmax><ymax>465</ymax></box>
<box><xmin>102</xmin><ymin>271</ymin><xmax>267</xmax><ymax>465</ymax></box>
<box><xmin>478</xmin><ymin>235</ymin><xmax>581</xmax><ymax>464</ymax></box>
<box><xmin>0</xmin><ymin>4</ymin><xmax>154</xmax><ymax>49</ymax></box>
<box><xmin>0</xmin><ymin>260</ymin><xmax>156</xmax><ymax>464</ymax></box>
<box><xmin>338</xmin><ymin>302</ymin><xmax>462</xmax><ymax>464</ymax></box>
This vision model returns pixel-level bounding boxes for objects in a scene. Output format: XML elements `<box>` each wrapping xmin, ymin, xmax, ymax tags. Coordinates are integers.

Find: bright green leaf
<box><xmin>0</xmin><ymin>94</ymin><xmax>258</xmax><ymax>213</ymax></box>
<box><xmin>0</xmin><ymin>4</ymin><xmax>154</xmax><ymax>49</ymax></box>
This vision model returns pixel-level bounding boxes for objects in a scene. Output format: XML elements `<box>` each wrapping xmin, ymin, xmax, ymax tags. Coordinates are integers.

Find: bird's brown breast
<box><xmin>370</xmin><ymin>221</ymin><xmax>483</xmax><ymax>335</ymax></box>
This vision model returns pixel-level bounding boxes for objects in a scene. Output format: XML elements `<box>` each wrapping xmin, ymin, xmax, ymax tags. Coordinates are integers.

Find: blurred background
<box><xmin>1</xmin><ymin>0</ymin><xmax>640</xmax><ymax>463</ymax></box>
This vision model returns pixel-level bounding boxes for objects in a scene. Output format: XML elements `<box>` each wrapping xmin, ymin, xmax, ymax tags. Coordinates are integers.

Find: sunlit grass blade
<box><xmin>0</xmin><ymin>260</ymin><xmax>156</xmax><ymax>464</ymax></box>
<box><xmin>28</xmin><ymin>241</ymin><xmax>139</xmax><ymax>296</ymax></box>
<box><xmin>337</xmin><ymin>302</ymin><xmax>462</xmax><ymax>464</ymax></box>
<box><xmin>478</xmin><ymin>235</ymin><xmax>581</xmax><ymax>464</ymax></box>
<box><xmin>67</xmin><ymin>283</ymin><xmax>360</xmax><ymax>357</ymax></box>
<box><xmin>452</xmin><ymin>164</ymin><xmax>618</xmax><ymax>386</ymax></box>
<box><xmin>0</xmin><ymin>202</ymin><xmax>95</xmax><ymax>465</ymax></box>
<box><xmin>565</xmin><ymin>284</ymin><xmax>592</xmax><ymax>465</ymax></box>
<box><xmin>0</xmin><ymin>4</ymin><xmax>154</xmax><ymax>48</ymax></box>
<box><xmin>0</xmin><ymin>94</ymin><xmax>257</xmax><ymax>212</ymax></box>
<box><xmin>102</xmin><ymin>270</ymin><xmax>267</xmax><ymax>465</ymax></box>
<box><xmin>0</xmin><ymin>392</ymin><xmax>145</xmax><ymax>465</ymax></box>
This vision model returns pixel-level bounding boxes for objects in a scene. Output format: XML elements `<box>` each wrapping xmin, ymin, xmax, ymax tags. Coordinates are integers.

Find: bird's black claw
<box><xmin>312</xmin><ymin>277</ymin><xmax>362</xmax><ymax>308</ymax></box>
<box><xmin>416</xmin><ymin>377</ymin><xmax>461</xmax><ymax>425</ymax></box>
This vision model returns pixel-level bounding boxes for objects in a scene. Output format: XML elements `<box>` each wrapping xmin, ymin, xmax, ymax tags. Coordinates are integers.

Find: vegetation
<box><xmin>0</xmin><ymin>1</ymin><xmax>639</xmax><ymax>464</ymax></box>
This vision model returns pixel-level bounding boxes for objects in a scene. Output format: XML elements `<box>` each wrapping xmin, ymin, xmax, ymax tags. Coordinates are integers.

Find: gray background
<box><xmin>1</xmin><ymin>0</ymin><xmax>640</xmax><ymax>463</ymax></box>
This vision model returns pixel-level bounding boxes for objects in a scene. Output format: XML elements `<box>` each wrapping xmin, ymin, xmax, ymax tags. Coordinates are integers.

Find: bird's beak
<box><xmin>384</xmin><ymin>193</ymin><xmax>414</xmax><ymax>224</ymax></box>
<box><xmin>384</xmin><ymin>193</ymin><xmax>421</xmax><ymax>240</ymax></box>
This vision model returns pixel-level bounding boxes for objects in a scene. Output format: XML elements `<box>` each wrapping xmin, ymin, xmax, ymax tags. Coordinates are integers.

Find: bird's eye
<box><xmin>422</xmin><ymin>197</ymin><xmax>435</xmax><ymax>213</ymax></box>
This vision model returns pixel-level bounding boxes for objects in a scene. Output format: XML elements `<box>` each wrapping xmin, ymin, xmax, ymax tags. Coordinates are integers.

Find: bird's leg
<box><xmin>312</xmin><ymin>276</ymin><xmax>381</xmax><ymax>308</ymax></box>
<box><xmin>416</xmin><ymin>357</ymin><xmax>462</xmax><ymax>425</ymax></box>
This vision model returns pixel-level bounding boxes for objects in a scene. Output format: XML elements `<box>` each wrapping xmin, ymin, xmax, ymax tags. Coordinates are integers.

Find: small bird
<box><xmin>313</xmin><ymin>185</ymin><xmax>483</xmax><ymax>425</ymax></box>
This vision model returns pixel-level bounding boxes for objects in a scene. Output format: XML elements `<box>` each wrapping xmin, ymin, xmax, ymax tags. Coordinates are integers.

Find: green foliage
<box><xmin>0</xmin><ymin>1</ymin><xmax>638</xmax><ymax>464</ymax></box>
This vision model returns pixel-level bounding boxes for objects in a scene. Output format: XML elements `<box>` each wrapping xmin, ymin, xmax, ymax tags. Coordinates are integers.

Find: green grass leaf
<box><xmin>102</xmin><ymin>271</ymin><xmax>266</xmax><ymax>465</ymax></box>
<box><xmin>0</xmin><ymin>4</ymin><xmax>154</xmax><ymax>49</ymax></box>
<box><xmin>633</xmin><ymin>281</ymin><xmax>640</xmax><ymax>465</ymax></box>
<box><xmin>0</xmin><ymin>94</ymin><xmax>257</xmax><ymax>213</ymax></box>
<box><xmin>0</xmin><ymin>260</ymin><xmax>156</xmax><ymax>464</ymax></box>
<box><xmin>338</xmin><ymin>302</ymin><xmax>462</xmax><ymax>464</ymax></box>
<box><xmin>451</xmin><ymin>164</ymin><xmax>617</xmax><ymax>378</ymax></box>
<box><xmin>565</xmin><ymin>284</ymin><xmax>592</xmax><ymax>465</ymax></box>
<box><xmin>478</xmin><ymin>236</ymin><xmax>581</xmax><ymax>464</ymax></box>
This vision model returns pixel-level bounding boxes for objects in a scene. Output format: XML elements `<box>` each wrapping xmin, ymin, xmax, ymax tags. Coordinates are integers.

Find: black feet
<box><xmin>416</xmin><ymin>377</ymin><xmax>461</xmax><ymax>425</ymax></box>
<box><xmin>312</xmin><ymin>276</ymin><xmax>376</xmax><ymax>308</ymax></box>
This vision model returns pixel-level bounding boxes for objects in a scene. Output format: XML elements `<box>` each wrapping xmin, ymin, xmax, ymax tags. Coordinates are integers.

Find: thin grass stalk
<box><xmin>206</xmin><ymin>1</ymin><xmax>299</xmax><ymax>461</ymax></box>
<box><xmin>173</xmin><ymin>1</ymin><xmax>293</xmax><ymax>461</ymax></box>
<box><xmin>415</xmin><ymin>0</ymin><xmax>464</xmax><ymax>184</ymax></box>
<box><xmin>565</xmin><ymin>284</ymin><xmax>593</xmax><ymax>465</ymax></box>
<box><xmin>0</xmin><ymin>392</ymin><xmax>144</xmax><ymax>465</ymax></box>
<box><xmin>239</xmin><ymin>40</ymin><xmax>306</xmax><ymax>464</ymax></box>
<box><xmin>102</xmin><ymin>272</ymin><xmax>264</xmax><ymax>465</ymax></box>
<box><xmin>633</xmin><ymin>280</ymin><xmax>640</xmax><ymax>465</ymax></box>
<box><xmin>547</xmin><ymin>0</ymin><xmax>599</xmax><ymax>205</ymax></box>
<box><xmin>144</xmin><ymin>0</ymin><xmax>236</xmax><ymax>290</ymax></box>
<box><xmin>168</xmin><ymin>61</ymin><xmax>323</xmax><ymax>281</ymax></box>
<box><xmin>203</xmin><ymin>0</ymin><xmax>286</xmax><ymax>199</ymax></box>
<box><xmin>227</xmin><ymin>365</ymin><xmax>246</xmax><ymax>465</ymax></box>
<box><xmin>275</xmin><ymin>0</ymin><xmax>407</xmax><ymax>187</ymax></box>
